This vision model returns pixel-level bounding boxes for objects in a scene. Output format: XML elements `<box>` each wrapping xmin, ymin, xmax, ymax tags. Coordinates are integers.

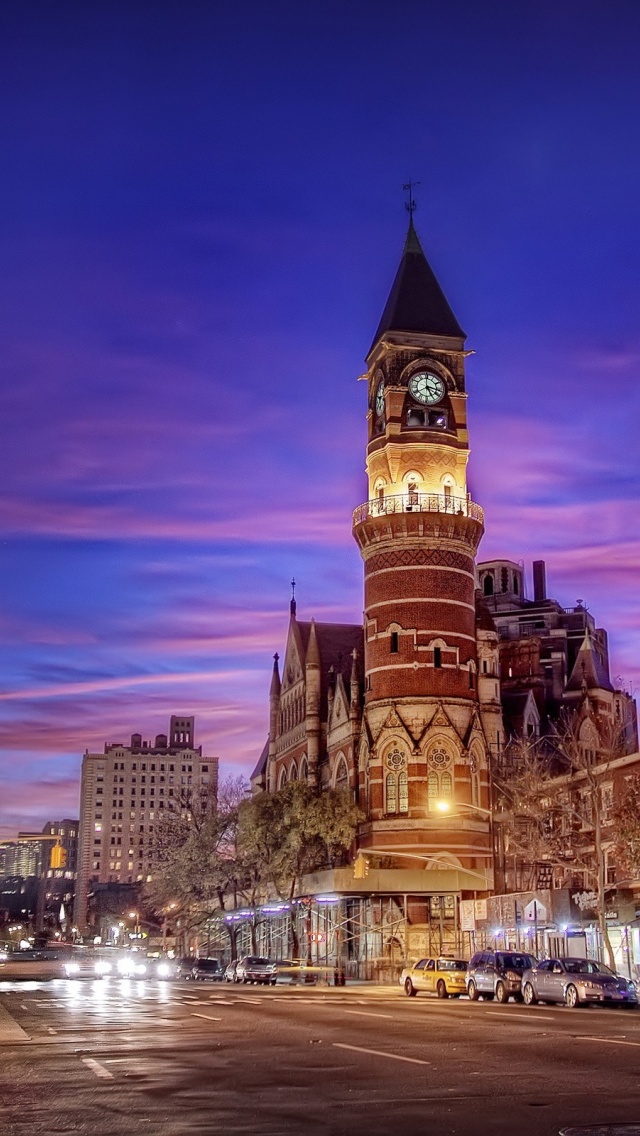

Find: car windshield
<box><xmin>496</xmin><ymin>953</ymin><xmax>536</xmax><ymax>969</ymax></box>
<box><xmin>198</xmin><ymin>960</ymin><xmax>220</xmax><ymax>970</ymax></box>
<box><xmin>245</xmin><ymin>957</ymin><xmax>270</xmax><ymax>965</ymax></box>
<box><xmin>563</xmin><ymin>958</ymin><xmax>615</xmax><ymax>976</ymax></box>
<box><xmin>437</xmin><ymin>959</ymin><xmax>467</xmax><ymax>970</ymax></box>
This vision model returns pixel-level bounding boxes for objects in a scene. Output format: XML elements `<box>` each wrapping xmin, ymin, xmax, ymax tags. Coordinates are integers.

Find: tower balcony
<box><xmin>352</xmin><ymin>492</ymin><xmax>485</xmax><ymax>556</ymax></box>
<box><xmin>352</xmin><ymin>492</ymin><xmax>484</xmax><ymax>528</ymax></box>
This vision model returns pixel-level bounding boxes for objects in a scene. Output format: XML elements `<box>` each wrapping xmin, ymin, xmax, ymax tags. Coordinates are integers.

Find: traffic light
<box><xmin>353</xmin><ymin>852</ymin><xmax>369</xmax><ymax>879</ymax></box>
<box><xmin>50</xmin><ymin>844</ymin><xmax>67</xmax><ymax>870</ymax></box>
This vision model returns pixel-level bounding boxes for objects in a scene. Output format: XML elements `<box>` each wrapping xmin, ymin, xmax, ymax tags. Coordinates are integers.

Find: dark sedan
<box><xmin>522</xmin><ymin>957</ymin><xmax>638</xmax><ymax>1008</ymax></box>
<box><xmin>189</xmin><ymin>958</ymin><xmax>225</xmax><ymax>982</ymax></box>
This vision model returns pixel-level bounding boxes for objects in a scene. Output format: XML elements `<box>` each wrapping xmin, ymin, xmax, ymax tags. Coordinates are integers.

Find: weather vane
<box><xmin>403</xmin><ymin>180</ymin><xmax>420</xmax><ymax>216</ymax></box>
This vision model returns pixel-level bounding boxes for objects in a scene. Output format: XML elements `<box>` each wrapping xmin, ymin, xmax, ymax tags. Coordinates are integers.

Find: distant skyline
<box><xmin>1</xmin><ymin>0</ymin><xmax>640</xmax><ymax>836</ymax></box>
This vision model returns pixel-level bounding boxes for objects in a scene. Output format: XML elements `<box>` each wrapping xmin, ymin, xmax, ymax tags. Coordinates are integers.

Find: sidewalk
<box><xmin>0</xmin><ymin>1000</ymin><xmax>29</xmax><ymax>1043</ymax></box>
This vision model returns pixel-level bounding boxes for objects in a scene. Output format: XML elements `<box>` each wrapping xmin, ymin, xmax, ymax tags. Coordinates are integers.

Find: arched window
<box><xmin>300</xmin><ymin>756</ymin><xmax>308</xmax><ymax>782</ymax></box>
<box><xmin>440</xmin><ymin>771</ymin><xmax>452</xmax><ymax>800</ymax></box>
<box><xmin>483</xmin><ymin>573</ymin><xmax>494</xmax><ymax>596</ymax></box>
<box><xmin>335</xmin><ymin>756</ymin><xmax>349</xmax><ymax>790</ymax></box>
<box><xmin>289</xmin><ymin>761</ymin><xmax>298</xmax><ymax>781</ymax></box>
<box><xmin>386</xmin><ymin>773</ymin><xmax>397</xmax><ymax>814</ymax></box>
<box><xmin>427</xmin><ymin>771</ymin><xmax>439</xmax><ymax>806</ymax></box>
<box><xmin>427</xmin><ymin>750</ymin><xmax>454</xmax><ymax>813</ymax></box>
<box><xmin>277</xmin><ymin>766</ymin><xmax>287</xmax><ymax>790</ymax></box>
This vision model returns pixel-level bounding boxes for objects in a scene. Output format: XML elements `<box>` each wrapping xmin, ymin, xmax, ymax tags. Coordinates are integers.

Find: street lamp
<box><xmin>434</xmin><ymin>799</ymin><xmax>492</xmax><ymax>818</ymax></box>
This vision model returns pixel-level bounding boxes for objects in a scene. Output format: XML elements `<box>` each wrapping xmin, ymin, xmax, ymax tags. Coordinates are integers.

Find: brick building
<box><xmin>76</xmin><ymin>716</ymin><xmax>218</xmax><ymax>932</ymax></box>
<box><xmin>248</xmin><ymin>215</ymin><xmax>638</xmax><ymax>973</ymax></box>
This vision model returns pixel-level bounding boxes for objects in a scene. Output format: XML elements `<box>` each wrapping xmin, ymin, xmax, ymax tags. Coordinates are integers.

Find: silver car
<box><xmin>235</xmin><ymin>955</ymin><xmax>277</xmax><ymax>985</ymax></box>
<box><xmin>522</xmin><ymin>957</ymin><xmax>638</xmax><ymax>1009</ymax></box>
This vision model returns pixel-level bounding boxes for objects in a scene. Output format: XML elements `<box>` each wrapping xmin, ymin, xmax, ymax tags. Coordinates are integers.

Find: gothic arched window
<box><xmin>335</xmin><ymin>756</ymin><xmax>349</xmax><ymax>791</ymax></box>
<box><xmin>386</xmin><ymin>773</ymin><xmax>397</xmax><ymax>814</ymax></box>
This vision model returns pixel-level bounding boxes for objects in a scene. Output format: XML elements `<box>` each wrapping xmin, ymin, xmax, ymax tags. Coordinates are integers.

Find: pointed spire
<box><xmin>369</xmin><ymin>217</ymin><xmax>465</xmax><ymax>354</ymax></box>
<box><xmin>290</xmin><ymin>577</ymin><xmax>297</xmax><ymax>618</ymax></box>
<box><xmin>566</xmin><ymin>627</ymin><xmax>613</xmax><ymax>693</ymax></box>
<box><xmin>306</xmin><ymin>618</ymin><xmax>320</xmax><ymax>667</ymax></box>
<box><xmin>269</xmin><ymin>652</ymin><xmax>281</xmax><ymax>699</ymax></box>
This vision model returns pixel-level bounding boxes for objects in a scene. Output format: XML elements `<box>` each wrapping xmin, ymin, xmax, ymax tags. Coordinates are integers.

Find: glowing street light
<box><xmin>435</xmin><ymin>799</ymin><xmax>492</xmax><ymax>818</ymax></box>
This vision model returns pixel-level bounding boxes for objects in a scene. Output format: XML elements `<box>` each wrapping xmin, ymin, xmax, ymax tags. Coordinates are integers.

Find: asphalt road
<box><xmin>1</xmin><ymin>978</ymin><xmax>639</xmax><ymax>1136</ymax></box>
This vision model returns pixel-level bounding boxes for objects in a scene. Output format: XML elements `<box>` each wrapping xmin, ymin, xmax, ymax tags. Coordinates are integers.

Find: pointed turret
<box><xmin>566</xmin><ymin>627</ymin><xmax>613</xmax><ymax>693</ymax></box>
<box><xmin>369</xmin><ymin>217</ymin><xmax>465</xmax><ymax>355</ymax></box>
<box><xmin>349</xmin><ymin>648</ymin><xmax>360</xmax><ymax>720</ymax></box>
<box><xmin>305</xmin><ymin>620</ymin><xmax>321</xmax><ymax>785</ymax></box>
<box><xmin>269</xmin><ymin>652</ymin><xmax>281</xmax><ymax>699</ymax></box>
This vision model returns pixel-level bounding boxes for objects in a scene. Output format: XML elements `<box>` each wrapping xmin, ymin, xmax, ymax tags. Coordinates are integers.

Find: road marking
<box><xmin>208</xmin><ymin>999</ymin><xmax>231</xmax><ymax>1005</ymax></box>
<box><xmin>47</xmin><ymin>1027</ymin><xmax>57</xmax><ymax>1034</ymax></box>
<box><xmin>343</xmin><ymin>1009</ymin><xmax>395</xmax><ymax>1020</ymax></box>
<box><xmin>333</xmin><ymin>1043</ymin><xmax>430</xmax><ymax>1066</ymax></box>
<box><xmin>486</xmin><ymin>1011</ymin><xmax>555</xmax><ymax>1021</ymax></box>
<box><xmin>234</xmin><ymin>997</ymin><xmax>262</xmax><ymax>1004</ymax></box>
<box><xmin>576</xmin><ymin>1036</ymin><xmax>640</xmax><ymax>1048</ymax></box>
<box><xmin>81</xmin><ymin>1057</ymin><xmax>114</xmax><ymax>1080</ymax></box>
<box><xmin>20</xmin><ymin>1004</ymin><xmax>28</xmax><ymax>1011</ymax></box>
<box><xmin>190</xmin><ymin>1012</ymin><xmax>223</xmax><ymax>1023</ymax></box>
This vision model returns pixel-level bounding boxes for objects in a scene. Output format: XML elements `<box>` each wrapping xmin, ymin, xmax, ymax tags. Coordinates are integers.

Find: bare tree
<box><xmin>495</xmin><ymin>713</ymin><xmax>625</xmax><ymax>968</ymax></box>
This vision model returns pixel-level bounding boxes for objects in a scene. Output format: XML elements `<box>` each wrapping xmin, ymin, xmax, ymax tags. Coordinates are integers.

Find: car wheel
<box><xmin>495</xmin><ymin>981</ymin><xmax>509</xmax><ymax>1004</ymax></box>
<box><xmin>565</xmin><ymin>984</ymin><xmax>580</xmax><ymax>1008</ymax></box>
<box><xmin>523</xmin><ymin>983</ymin><xmax>537</xmax><ymax>1006</ymax></box>
<box><xmin>404</xmin><ymin>977</ymin><xmax>417</xmax><ymax>997</ymax></box>
<box><xmin>436</xmin><ymin>980</ymin><xmax>448</xmax><ymax>1000</ymax></box>
<box><xmin>467</xmin><ymin>980</ymin><xmax>479</xmax><ymax>1001</ymax></box>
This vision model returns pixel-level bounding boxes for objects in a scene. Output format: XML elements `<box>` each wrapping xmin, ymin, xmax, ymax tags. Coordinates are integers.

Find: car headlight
<box><xmin>581</xmin><ymin>981</ymin><xmax>600</xmax><ymax>990</ymax></box>
<box><xmin>627</xmin><ymin>981</ymin><xmax>636</xmax><ymax>991</ymax></box>
<box><xmin>65</xmin><ymin>962</ymin><xmax>80</xmax><ymax>975</ymax></box>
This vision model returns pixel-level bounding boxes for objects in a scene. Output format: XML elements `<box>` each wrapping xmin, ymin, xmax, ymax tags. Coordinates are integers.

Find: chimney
<box><xmin>533</xmin><ymin>560</ymin><xmax>547</xmax><ymax>604</ymax></box>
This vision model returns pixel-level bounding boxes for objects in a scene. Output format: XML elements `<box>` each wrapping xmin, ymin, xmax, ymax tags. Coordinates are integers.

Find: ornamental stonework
<box><xmin>367</xmin><ymin>548</ymin><xmax>473</xmax><ymax>574</ymax></box>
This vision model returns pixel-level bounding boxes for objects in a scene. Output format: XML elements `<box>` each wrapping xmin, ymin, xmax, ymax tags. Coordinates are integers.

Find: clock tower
<box><xmin>352</xmin><ymin>217</ymin><xmax>497</xmax><ymax>880</ymax></box>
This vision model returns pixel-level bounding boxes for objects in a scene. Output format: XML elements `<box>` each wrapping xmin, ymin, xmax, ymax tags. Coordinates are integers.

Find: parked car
<box><xmin>224</xmin><ymin>959</ymin><xmax>239</xmax><ymax>983</ymax></box>
<box><xmin>522</xmin><ymin>957</ymin><xmax>638</xmax><ymax>1009</ymax></box>
<box><xmin>236</xmin><ymin>956</ymin><xmax>277</xmax><ymax>985</ymax></box>
<box><xmin>466</xmin><ymin>950</ymin><xmax>537</xmax><ymax>1003</ymax></box>
<box><xmin>400</xmin><ymin>957</ymin><xmax>468</xmax><ymax>999</ymax></box>
<box><xmin>188</xmin><ymin>958</ymin><xmax>225</xmax><ymax>982</ymax></box>
<box><xmin>173</xmin><ymin>957</ymin><xmax>196</xmax><ymax>980</ymax></box>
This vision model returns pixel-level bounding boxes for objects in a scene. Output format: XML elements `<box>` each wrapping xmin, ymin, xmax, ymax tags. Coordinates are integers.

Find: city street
<box><xmin>1</xmin><ymin>979</ymin><xmax>639</xmax><ymax>1135</ymax></box>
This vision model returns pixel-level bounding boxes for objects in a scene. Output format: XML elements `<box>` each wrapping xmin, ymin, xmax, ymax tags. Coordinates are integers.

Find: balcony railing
<box><xmin>352</xmin><ymin>492</ymin><xmax>484</xmax><ymax>527</ymax></box>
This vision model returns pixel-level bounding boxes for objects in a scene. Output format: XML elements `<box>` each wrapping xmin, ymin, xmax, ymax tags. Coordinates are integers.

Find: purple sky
<box><xmin>1</xmin><ymin>1</ymin><xmax>640</xmax><ymax>837</ymax></box>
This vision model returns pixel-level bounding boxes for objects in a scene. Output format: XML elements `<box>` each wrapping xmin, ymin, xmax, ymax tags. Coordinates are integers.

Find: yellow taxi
<box><xmin>400</xmin><ymin>956</ymin><xmax>468</xmax><ymax>998</ymax></box>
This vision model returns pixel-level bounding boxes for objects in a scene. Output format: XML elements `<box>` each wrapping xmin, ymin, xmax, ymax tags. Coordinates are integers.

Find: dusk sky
<box><xmin>1</xmin><ymin>0</ymin><xmax>640</xmax><ymax>837</ymax></box>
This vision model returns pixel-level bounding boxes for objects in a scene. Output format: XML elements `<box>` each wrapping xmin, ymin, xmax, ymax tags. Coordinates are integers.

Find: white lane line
<box><xmin>208</xmin><ymin>999</ymin><xmax>231</xmax><ymax>1005</ymax></box>
<box><xmin>234</xmin><ymin>997</ymin><xmax>262</xmax><ymax>1004</ymax></box>
<box><xmin>47</xmin><ymin>1027</ymin><xmax>57</xmax><ymax>1034</ymax></box>
<box><xmin>81</xmin><ymin>1057</ymin><xmax>114</xmax><ymax>1080</ymax></box>
<box><xmin>576</xmin><ymin>1036</ymin><xmax>640</xmax><ymax>1048</ymax></box>
<box><xmin>190</xmin><ymin>1012</ymin><xmax>222</xmax><ymax>1023</ymax></box>
<box><xmin>334</xmin><ymin>1042</ymin><xmax>430</xmax><ymax>1066</ymax></box>
<box><xmin>343</xmin><ymin>1009</ymin><xmax>395</xmax><ymax>1020</ymax></box>
<box><xmin>485</xmin><ymin>1011</ymin><xmax>555</xmax><ymax>1021</ymax></box>
<box><xmin>20</xmin><ymin>1004</ymin><xmax>28</xmax><ymax>1011</ymax></box>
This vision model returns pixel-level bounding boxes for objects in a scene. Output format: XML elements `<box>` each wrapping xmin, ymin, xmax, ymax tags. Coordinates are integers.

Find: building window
<box><xmin>386</xmin><ymin>773</ymin><xmax>397</xmax><ymax>814</ymax></box>
<box><xmin>433</xmin><ymin>647</ymin><xmax>442</xmax><ymax>668</ymax></box>
<box><xmin>390</xmin><ymin>631</ymin><xmax>399</xmax><ymax>653</ymax></box>
<box><xmin>483</xmin><ymin>574</ymin><xmax>494</xmax><ymax>596</ymax></box>
<box><xmin>398</xmin><ymin>771</ymin><xmax>409</xmax><ymax>814</ymax></box>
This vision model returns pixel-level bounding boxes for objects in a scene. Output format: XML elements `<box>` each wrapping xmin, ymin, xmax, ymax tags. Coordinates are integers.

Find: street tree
<box><xmin>145</xmin><ymin>775</ymin><xmax>249</xmax><ymax>956</ymax></box>
<box><xmin>612</xmin><ymin>772</ymin><xmax>640</xmax><ymax>881</ymax></box>
<box><xmin>237</xmin><ymin>781</ymin><xmax>362</xmax><ymax>956</ymax></box>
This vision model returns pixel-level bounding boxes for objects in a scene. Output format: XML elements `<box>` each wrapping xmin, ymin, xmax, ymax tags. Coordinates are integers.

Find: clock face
<box><xmin>375</xmin><ymin>380</ymin><xmax>385</xmax><ymax>417</ymax></box>
<box><xmin>408</xmin><ymin>371</ymin><xmax>446</xmax><ymax>405</ymax></box>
